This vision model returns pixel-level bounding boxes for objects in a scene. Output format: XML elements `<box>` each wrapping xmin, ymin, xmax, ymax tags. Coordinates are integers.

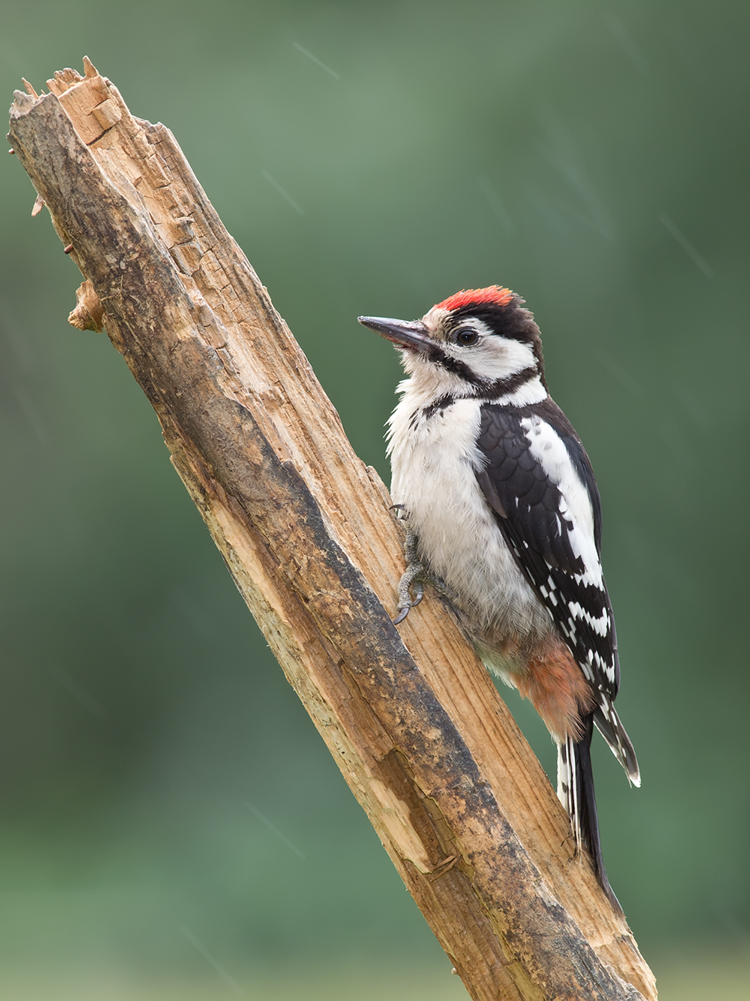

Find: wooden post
<box><xmin>8</xmin><ymin>60</ymin><xmax>657</xmax><ymax>1001</ymax></box>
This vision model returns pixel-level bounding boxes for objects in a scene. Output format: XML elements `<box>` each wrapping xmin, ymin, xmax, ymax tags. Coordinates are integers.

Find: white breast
<box><xmin>387</xmin><ymin>386</ymin><xmax>552</xmax><ymax>653</ymax></box>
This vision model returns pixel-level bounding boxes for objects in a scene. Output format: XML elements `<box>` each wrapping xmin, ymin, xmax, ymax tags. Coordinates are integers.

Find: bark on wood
<box><xmin>8</xmin><ymin>60</ymin><xmax>657</xmax><ymax>1001</ymax></box>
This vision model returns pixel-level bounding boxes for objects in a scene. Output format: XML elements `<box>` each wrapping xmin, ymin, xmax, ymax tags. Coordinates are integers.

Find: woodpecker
<box><xmin>358</xmin><ymin>286</ymin><xmax>639</xmax><ymax>906</ymax></box>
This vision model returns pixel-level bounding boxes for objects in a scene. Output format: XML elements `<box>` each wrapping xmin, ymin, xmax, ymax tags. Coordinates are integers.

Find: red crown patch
<box><xmin>435</xmin><ymin>286</ymin><xmax>515</xmax><ymax>312</ymax></box>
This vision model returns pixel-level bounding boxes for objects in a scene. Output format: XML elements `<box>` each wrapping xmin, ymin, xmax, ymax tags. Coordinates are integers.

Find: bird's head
<box><xmin>358</xmin><ymin>286</ymin><xmax>547</xmax><ymax>400</ymax></box>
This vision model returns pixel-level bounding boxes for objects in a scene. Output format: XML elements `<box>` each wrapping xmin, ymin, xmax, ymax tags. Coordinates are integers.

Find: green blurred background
<box><xmin>1</xmin><ymin>1</ymin><xmax>749</xmax><ymax>998</ymax></box>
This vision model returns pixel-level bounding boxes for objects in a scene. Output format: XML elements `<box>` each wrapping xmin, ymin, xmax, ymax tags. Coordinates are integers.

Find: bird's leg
<box><xmin>394</xmin><ymin>527</ymin><xmax>426</xmax><ymax>624</ymax></box>
<box><xmin>394</xmin><ymin>527</ymin><xmax>452</xmax><ymax>625</ymax></box>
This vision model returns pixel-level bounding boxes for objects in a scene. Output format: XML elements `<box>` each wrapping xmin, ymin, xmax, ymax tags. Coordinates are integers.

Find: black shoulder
<box><xmin>475</xmin><ymin>403</ymin><xmax>586</xmax><ymax>574</ymax></box>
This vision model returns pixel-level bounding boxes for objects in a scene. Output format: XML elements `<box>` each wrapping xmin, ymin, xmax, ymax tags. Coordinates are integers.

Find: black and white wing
<box><xmin>475</xmin><ymin>399</ymin><xmax>639</xmax><ymax>784</ymax></box>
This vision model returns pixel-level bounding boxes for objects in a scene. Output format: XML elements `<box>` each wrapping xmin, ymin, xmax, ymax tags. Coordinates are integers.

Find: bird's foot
<box><xmin>394</xmin><ymin>562</ymin><xmax>426</xmax><ymax>624</ymax></box>
<box><xmin>393</xmin><ymin>528</ymin><xmax>452</xmax><ymax>625</ymax></box>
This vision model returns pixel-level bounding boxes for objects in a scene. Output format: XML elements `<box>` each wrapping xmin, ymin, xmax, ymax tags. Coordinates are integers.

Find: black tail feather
<box><xmin>559</xmin><ymin>714</ymin><xmax>622</xmax><ymax>911</ymax></box>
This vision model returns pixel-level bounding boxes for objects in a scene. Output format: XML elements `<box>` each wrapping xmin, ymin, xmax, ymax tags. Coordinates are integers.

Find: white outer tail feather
<box><xmin>557</xmin><ymin>737</ymin><xmax>582</xmax><ymax>850</ymax></box>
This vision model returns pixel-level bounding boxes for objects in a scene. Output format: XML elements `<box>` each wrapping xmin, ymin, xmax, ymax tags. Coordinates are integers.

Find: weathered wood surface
<box><xmin>8</xmin><ymin>60</ymin><xmax>656</xmax><ymax>1001</ymax></box>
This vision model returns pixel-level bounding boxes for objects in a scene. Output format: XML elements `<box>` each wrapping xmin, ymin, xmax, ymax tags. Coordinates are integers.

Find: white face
<box><xmin>401</xmin><ymin>305</ymin><xmax>538</xmax><ymax>387</ymax></box>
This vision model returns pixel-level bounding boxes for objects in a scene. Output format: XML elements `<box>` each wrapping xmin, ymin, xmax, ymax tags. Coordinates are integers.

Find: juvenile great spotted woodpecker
<box><xmin>358</xmin><ymin>286</ymin><xmax>639</xmax><ymax>906</ymax></box>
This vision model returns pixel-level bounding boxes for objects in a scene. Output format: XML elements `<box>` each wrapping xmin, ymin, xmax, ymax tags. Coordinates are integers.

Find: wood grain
<box><xmin>8</xmin><ymin>60</ymin><xmax>656</xmax><ymax>1001</ymax></box>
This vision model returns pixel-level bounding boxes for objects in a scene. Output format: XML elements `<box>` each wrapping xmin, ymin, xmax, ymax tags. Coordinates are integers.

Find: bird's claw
<box><xmin>393</xmin><ymin>563</ymin><xmax>425</xmax><ymax>625</ymax></box>
<box><xmin>391</xmin><ymin>526</ymin><xmax>448</xmax><ymax>625</ymax></box>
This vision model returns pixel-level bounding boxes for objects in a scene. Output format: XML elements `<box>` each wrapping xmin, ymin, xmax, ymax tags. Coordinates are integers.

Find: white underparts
<box><xmin>387</xmin><ymin>391</ymin><xmax>552</xmax><ymax>671</ymax></box>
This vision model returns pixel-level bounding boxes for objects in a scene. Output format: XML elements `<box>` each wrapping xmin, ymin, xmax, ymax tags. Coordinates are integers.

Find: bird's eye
<box><xmin>455</xmin><ymin>328</ymin><xmax>479</xmax><ymax>346</ymax></box>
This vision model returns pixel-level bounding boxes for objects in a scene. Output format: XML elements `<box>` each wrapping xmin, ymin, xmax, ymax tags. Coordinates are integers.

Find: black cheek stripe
<box><xmin>428</xmin><ymin>340</ymin><xmax>538</xmax><ymax>399</ymax></box>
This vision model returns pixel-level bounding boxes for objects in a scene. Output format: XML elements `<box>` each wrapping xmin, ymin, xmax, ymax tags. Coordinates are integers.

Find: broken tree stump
<box><xmin>8</xmin><ymin>59</ymin><xmax>656</xmax><ymax>1001</ymax></box>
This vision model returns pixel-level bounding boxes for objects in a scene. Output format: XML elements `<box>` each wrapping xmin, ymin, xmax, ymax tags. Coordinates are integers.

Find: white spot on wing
<box><xmin>568</xmin><ymin>600</ymin><xmax>610</xmax><ymax>636</ymax></box>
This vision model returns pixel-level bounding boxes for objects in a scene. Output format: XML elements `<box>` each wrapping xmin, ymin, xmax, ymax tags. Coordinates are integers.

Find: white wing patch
<box><xmin>520</xmin><ymin>416</ymin><xmax>603</xmax><ymax>588</ymax></box>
